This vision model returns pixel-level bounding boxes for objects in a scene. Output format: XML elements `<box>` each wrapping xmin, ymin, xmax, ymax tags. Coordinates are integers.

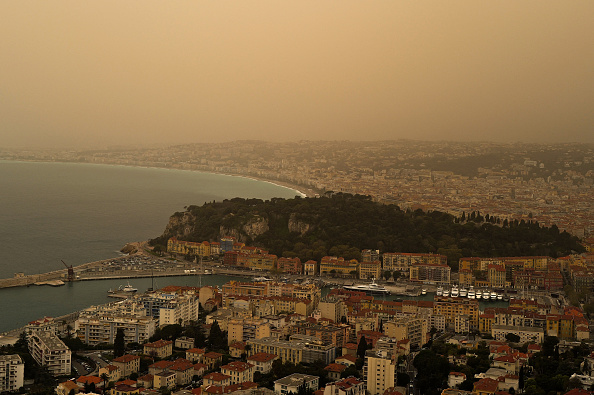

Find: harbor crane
<box><xmin>61</xmin><ymin>260</ymin><xmax>75</xmax><ymax>282</ymax></box>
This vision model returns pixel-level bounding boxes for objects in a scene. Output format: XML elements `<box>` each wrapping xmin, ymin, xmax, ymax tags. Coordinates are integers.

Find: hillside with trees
<box><xmin>150</xmin><ymin>193</ymin><xmax>584</xmax><ymax>266</ymax></box>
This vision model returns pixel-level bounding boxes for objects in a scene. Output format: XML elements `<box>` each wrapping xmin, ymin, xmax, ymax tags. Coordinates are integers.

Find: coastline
<box><xmin>1</xmin><ymin>159</ymin><xmax>318</xmax><ymax>199</ymax></box>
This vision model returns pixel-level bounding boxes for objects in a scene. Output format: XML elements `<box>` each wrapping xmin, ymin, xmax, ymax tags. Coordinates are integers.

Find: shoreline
<box><xmin>1</xmin><ymin>159</ymin><xmax>319</xmax><ymax>199</ymax></box>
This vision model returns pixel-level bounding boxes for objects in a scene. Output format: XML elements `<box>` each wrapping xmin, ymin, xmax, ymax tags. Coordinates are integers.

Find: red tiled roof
<box><xmin>77</xmin><ymin>375</ymin><xmax>103</xmax><ymax>384</ymax></box>
<box><xmin>150</xmin><ymin>361</ymin><xmax>173</xmax><ymax>369</ymax></box>
<box><xmin>222</xmin><ymin>361</ymin><xmax>254</xmax><ymax>373</ymax></box>
<box><xmin>204</xmin><ymin>372</ymin><xmax>231</xmax><ymax>382</ymax></box>
<box><xmin>229</xmin><ymin>341</ymin><xmax>246</xmax><ymax>350</ymax></box>
<box><xmin>113</xmin><ymin>354</ymin><xmax>141</xmax><ymax>363</ymax></box>
<box><xmin>449</xmin><ymin>372</ymin><xmax>466</xmax><ymax>377</ymax></box>
<box><xmin>383</xmin><ymin>388</ymin><xmax>404</xmax><ymax>395</ymax></box>
<box><xmin>115</xmin><ymin>379</ymin><xmax>137</xmax><ymax>386</ymax></box>
<box><xmin>248</xmin><ymin>352</ymin><xmax>278</xmax><ymax>363</ymax></box>
<box><xmin>474</xmin><ymin>378</ymin><xmax>499</xmax><ymax>393</ymax></box>
<box><xmin>325</xmin><ymin>363</ymin><xmax>347</xmax><ymax>373</ymax></box>
<box><xmin>336</xmin><ymin>354</ymin><xmax>357</xmax><ymax>363</ymax></box>
<box><xmin>144</xmin><ymin>339</ymin><xmax>173</xmax><ymax>348</ymax></box>
<box><xmin>138</xmin><ymin>374</ymin><xmax>154</xmax><ymax>382</ymax></box>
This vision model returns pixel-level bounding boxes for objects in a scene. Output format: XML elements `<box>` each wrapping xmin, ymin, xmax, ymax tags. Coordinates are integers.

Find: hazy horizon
<box><xmin>2</xmin><ymin>1</ymin><xmax>593</xmax><ymax>149</ymax></box>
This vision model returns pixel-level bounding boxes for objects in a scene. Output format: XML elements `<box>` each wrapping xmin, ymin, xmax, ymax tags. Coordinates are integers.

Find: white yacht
<box><xmin>491</xmin><ymin>291</ymin><xmax>498</xmax><ymax>300</ymax></box>
<box><xmin>451</xmin><ymin>286</ymin><xmax>459</xmax><ymax>297</ymax></box>
<box><xmin>459</xmin><ymin>287</ymin><xmax>468</xmax><ymax>298</ymax></box>
<box><xmin>344</xmin><ymin>279</ymin><xmax>391</xmax><ymax>295</ymax></box>
<box><xmin>497</xmin><ymin>293</ymin><xmax>503</xmax><ymax>300</ymax></box>
<box><xmin>109</xmin><ymin>281</ymin><xmax>138</xmax><ymax>294</ymax></box>
<box><xmin>121</xmin><ymin>282</ymin><xmax>138</xmax><ymax>293</ymax></box>
<box><xmin>436</xmin><ymin>286</ymin><xmax>443</xmax><ymax>296</ymax></box>
<box><xmin>474</xmin><ymin>290</ymin><xmax>481</xmax><ymax>299</ymax></box>
<box><xmin>482</xmin><ymin>290</ymin><xmax>490</xmax><ymax>300</ymax></box>
<box><xmin>421</xmin><ymin>288</ymin><xmax>427</xmax><ymax>295</ymax></box>
<box><xmin>253</xmin><ymin>276</ymin><xmax>272</xmax><ymax>282</ymax></box>
<box><xmin>443</xmin><ymin>288</ymin><xmax>450</xmax><ymax>297</ymax></box>
<box><xmin>467</xmin><ymin>289</ymin><xmax>476</xmax><ymax>299</ymax></box>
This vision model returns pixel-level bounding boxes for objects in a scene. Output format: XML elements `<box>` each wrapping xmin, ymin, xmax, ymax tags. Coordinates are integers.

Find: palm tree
<box><xmin>100</xmin><ymin>373</ymin><xmax>110</xmax><ymax>389</ymax></box>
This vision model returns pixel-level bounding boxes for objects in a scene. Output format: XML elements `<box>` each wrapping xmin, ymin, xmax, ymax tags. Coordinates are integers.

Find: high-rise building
<box><xmin>364</xmin><ymin>350</ymin><xmax>396</xmax><ymax>395</ymax></box>
<box><xmin>28</xmin><ymin>332</ymin><xmax>71</xmax><ymax>376</ymax></box>
<box><xmin>0</xmin><ymin>355</ymin><xmax>24</xmax><ymax>392</ymax></box>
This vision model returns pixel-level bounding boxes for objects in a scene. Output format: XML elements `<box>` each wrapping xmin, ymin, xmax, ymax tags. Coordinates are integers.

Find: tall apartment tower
<box><xmin>0</xmin><ymin>355</ymin><xmax>24</xmax><ymax>392</ymax></box>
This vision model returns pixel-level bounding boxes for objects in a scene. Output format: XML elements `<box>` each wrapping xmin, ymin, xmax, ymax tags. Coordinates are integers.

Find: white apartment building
<box><xmin>159</xmin><ymin>293</ymin><xmax>200</xmax><ymax>326</ymax></box>
<box><xmin>76</xmin><ymin>314</ymin><xmax>156</xmax><ymax>346</ymax></box>
<box><xmin>0</xmin><ymin>355</ymin><xmax>24</xmax><ymax>392</ymax></box>
<box><xmin>28</xmin><ymin>332</ymin><xmax>71</xmax><ymax>376</ymax></box>
<box><xmin>274</xmin><ymin>373</ymin><xmax>319</xmax><ymax>395</ymax></box>
<box><xmin>364</xmin><ymin>351</ymin><xmax>396</xmax><ymax>395</ymax></box>
<box><xmin>318</xmin><ymin>297</ymin><xmax>346</xmax><ymax>323</ymax></box>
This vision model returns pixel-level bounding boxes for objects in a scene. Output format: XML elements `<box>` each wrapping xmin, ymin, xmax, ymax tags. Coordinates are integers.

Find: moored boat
<box><xmin>436</xmin><ymin>286</ymin><xmax>443</xmax><ymax>296</ymax></box>
<box><xmin>460</xmin><ymin>288</ymin><xmax>468</xmax><ymax>298</ymax></box>
<box><xmin>344</xmin><ymin>279</ymin><xmax>390</xmax><ymax>295</ymax></box>
<box><xmin>122</xmin><ymin>282</ymin><xmax>138</xmax><ymax>293</ymax></box>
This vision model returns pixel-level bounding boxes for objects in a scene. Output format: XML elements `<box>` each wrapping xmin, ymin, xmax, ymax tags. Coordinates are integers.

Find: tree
<box><xmin>413</xmin><ymin>350</ymin><xmax>450</xmax><ymax>395</ymax></box>
<box><xmin>100</xmin><ymin>373</ymin><xmax>110</xmax><ymax>388</ymax></box>
<box><xmin>114</xmin><ymin>328</ymin><xmax>126</xmax><ymax>358</ymax></box>
<box><xmin>209</xmin><ymin>321</ymin><xmax>228</xmax><ymax>351</ymax></box>
<box><xmin>341</xmin><ymin>365</ymin><xmax>361</xmax><ymax>379</ymax></box>
<box><xmin>357</xmin><ymin>336</ymin><xmax>368</xmax><ymax>360</ymax></box>
<box><xmin>506</xmin><ymin>333</ymin><xmax>521</xmax><ymax>344</ymax></box>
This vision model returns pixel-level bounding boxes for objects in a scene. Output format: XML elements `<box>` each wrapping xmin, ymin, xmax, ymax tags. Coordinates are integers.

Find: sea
<box><xmin>0</xmin><ymin>160</ymin><xmax>300</xmax><ymax>333</ymax></box>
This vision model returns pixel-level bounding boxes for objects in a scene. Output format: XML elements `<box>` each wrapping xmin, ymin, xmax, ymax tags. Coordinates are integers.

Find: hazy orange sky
<box><xmin>1</xmin><ymin>1</ymin><xmax>593</xmax><ymax>148</ymax></box>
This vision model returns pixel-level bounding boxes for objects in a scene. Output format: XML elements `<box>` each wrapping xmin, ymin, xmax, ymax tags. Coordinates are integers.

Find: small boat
<box><xmin>421</xmin><ymin>288</ymin><xmax>427</xmax><ymax>295</ymax></box>
<box><xmin>436</xmin><ymin>286</ymin><xmax>443</xmax><ymax>296</ymax></box>
<box><xmin>460</xmin><ymin>288</ymin><xmax>468</xmax><ymax>298</ymax></box>
<box><xmin>203</xmin><ymin>269</ymin><xmax>213</xmax><ymax>275</ymax></box>
<box><xmin>497</xmin><ymin>293</ymin><xmax>503</xmax><ymax>300</ymax></box>
<box><xmin>503</xmin><ymin>295</ymin><xmax>510</xmax><ymax>301</ymax></box>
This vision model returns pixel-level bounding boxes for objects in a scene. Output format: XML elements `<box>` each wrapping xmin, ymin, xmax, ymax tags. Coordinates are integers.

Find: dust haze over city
<box><xmin>4</xmin><ymin>3</ymin><xmax>594</xmax><ymax>394</ymax></box>
<box><xmin>1</xmin><ymin>1</ymin><xmax>594</xmax><ymax>149</ymax></box>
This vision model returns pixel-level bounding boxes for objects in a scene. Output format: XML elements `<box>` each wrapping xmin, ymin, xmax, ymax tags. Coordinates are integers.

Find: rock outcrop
<box><xmin>288</xmin><ymin>213</ymin><xmax>312</xmax><ymax>235</ymax></box>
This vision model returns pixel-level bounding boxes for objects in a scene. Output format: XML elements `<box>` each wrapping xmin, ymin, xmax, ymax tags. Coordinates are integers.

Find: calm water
<box><xmin>0</xmin><ymin>274</ymin><xmax>246</xmax><ymax>333</ymax></box>
<box><xmin>0</xmin><ymin>161</ymin><xmax>299</xmax><ymax>332</ymax></box>
<box><xmin>0</xmin><ymin>161</ymin><xmax>299</xmax><ymax>278</ymax></box>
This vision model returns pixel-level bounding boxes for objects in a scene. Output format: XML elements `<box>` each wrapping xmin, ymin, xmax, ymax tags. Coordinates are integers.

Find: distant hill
<box><xmin>150</xmin><ymin>193</ymin><xmax>584</xmax><ymax>269</ymax></box>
